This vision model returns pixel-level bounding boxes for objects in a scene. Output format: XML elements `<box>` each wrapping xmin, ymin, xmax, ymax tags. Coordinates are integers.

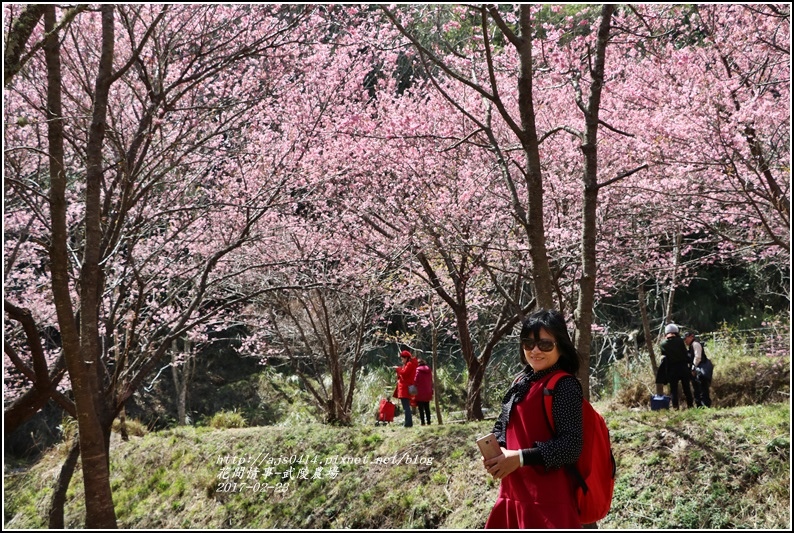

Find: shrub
<box><xmin>209</xmin><ymin>411</ymin><xmax>247</xmax><ymax>429</ymax></box>
<box><xmin>112</xmin><ymin>417</ymin><xmax>149</xmax><ymax>437</ymax></box>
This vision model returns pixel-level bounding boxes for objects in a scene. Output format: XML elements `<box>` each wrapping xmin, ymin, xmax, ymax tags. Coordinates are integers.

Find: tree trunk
<box><xmin>48</xmin><ymin>439</ymin><xmax>80</xmax><ymax>528</ymax></box>
<box><xmin>465</xmin><ymin>357</ymin><xmax>485</xmax><ymax>421</ymax></box>
<box><xmin>333</xmin><ymin>358</ymin><xmax>349</xmax><ymax>424</ymax></box>
<box><xmin>322</xmin><ymin>294</ymin><xmax>350</xmax><ymax>425</ymax></box>
<box><xmin>171</xmin><ymin>339</ymin><xmax>193</xmax><ymax>426</ymax></box>
<box><xmin>664</xmin><ymin>228</ymin><xmax>682</xmax><ymax>325</ymax></box>
<box><xmin>574</xmin><ymin>5</ymin><xmax>615</xmax><ymax>402</ymax></box>
<box><xmin>451</xmin><ymin>305</ymin><xmax>485</xmax><ymax>420</ymax></box>
<box><xmin>344</xmin><ymin>299</ymin><xmax>368</xmax><ymax>422</ymax></box>
<box><xmin>431</xmin><ymin>324</ymin><xmax>443</xmax><ymax>425</ymax></box>
<box><xmin>638</xmin><ymin>282</ymin><xmax>659</xmax><ymax>376</ymax></box>
<box><xmin>75</xmin><ymin>7</ymin><xmax>117</xmax><ymax>527</ymax></box>
<box><xmin>329</xmin><ymin>352</ymin><xmax>349</xmax><ymax>425</ymax></box>
<box><xmin>46</xmin><ymin>4</ymin><xmax>118</xmax><ymax>527</ymax></box>
<box><xmin>118</xmin><ymin>405</ymin><xmax>129</xmax><ymax>442</ymax></box>
<box><xmin>517</xmin><ymin>5</ymin><xmax>555</xmax><ymax>310</ymax></box>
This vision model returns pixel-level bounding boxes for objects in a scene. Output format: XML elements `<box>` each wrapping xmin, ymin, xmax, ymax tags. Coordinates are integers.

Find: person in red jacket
<box><xmin>394</xmin><ymin>350</ymin><xmax>418</xmax><ymax>427</ymax></box>
<box><xmin>414</xmin><ymin>359</ymin><xmax>434</xmax><ymax>425</ymax></box>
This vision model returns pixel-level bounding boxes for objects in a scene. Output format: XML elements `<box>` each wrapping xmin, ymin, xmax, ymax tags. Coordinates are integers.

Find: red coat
<box><xmin>413</xmin><ymin>364</ymin><xmax>433</xmax><ymax>402</ymax></box>
<box><xmin>395</xmin><ymin>357</ymin><xmax>418</xmax><ymax>399</ymax></box>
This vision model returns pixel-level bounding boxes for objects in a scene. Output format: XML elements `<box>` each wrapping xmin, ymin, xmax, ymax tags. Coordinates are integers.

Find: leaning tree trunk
<box><xmin>48</xmin><ymin>439</ymin><xmax>81</xmax><ymax>528</ymax></box>
<box><xmin>638</xmin><ymin>281</ymin><xmax>663</xmax><ymax>394</ymax></box>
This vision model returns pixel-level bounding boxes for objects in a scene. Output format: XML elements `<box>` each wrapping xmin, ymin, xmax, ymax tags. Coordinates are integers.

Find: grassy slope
<box><xmin>4</xmin><ymin>401</ymin><xmax>790</xmax><ymax>529</ymax></box>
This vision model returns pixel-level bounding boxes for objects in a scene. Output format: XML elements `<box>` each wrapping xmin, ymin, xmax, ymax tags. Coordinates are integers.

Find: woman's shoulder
<box><xmin>552</xmin><ymin>372</ymin><xmax>583</xmax><ymax>398</ymax></box>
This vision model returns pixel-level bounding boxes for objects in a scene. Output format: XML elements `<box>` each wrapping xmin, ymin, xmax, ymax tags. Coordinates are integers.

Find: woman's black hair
<box><xmin>519</xmin><ymin>308</ymin><xmax>581</xmax><ymax>376</ymax></box>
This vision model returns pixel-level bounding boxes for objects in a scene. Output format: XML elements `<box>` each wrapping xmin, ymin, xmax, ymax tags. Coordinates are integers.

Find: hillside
<box><xmin>4</xmin><ymin>401</ymin><xmax>790</xmax><ymax>529</ymax></box>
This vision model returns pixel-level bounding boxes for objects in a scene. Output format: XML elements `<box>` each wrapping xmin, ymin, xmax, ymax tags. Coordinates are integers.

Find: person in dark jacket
<box><xmin>414</xmin><ymin>359</ymin><xmax>434</xmax><ymax>425</ymax></box>
<box><xmin>483</xmin><ymin>309</ymin><xmax>583</xmax><ymax>529</ymax></box>
<box><xmin>659</xmin><ymin>324</ymin><xmax>693</xmax><ymax>409</ymax></box>
<box><xmin>394</xmin><ymin>350</ymin><xmax>418</xmax><ymax>427</ymax></box>
<box><xmin>684</xmin><ymin>331</ymin><xmax>713</xmax><ymax>407</ymax></box>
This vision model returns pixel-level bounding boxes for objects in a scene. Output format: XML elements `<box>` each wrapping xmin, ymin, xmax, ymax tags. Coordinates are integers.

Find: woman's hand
<box><xmin>482</xmin><ymin>448</ymin><xmax>521</xmax><ymax>480</ymax></box>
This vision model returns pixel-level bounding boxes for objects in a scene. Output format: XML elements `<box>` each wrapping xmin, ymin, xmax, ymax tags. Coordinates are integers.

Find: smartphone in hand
<box><xmin>476</xmin><ymin>433</ymin><xmax>503</xmax><ymax>460</ymax></box>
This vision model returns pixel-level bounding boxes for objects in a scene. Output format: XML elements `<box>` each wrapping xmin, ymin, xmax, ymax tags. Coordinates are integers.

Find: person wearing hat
<box><xmin>659</xmin><ymin>324</ymin><xmax>693</xmax><ymax>409</ymax></box>
<box><xmin>684</xmin><ymin>331</ymin><xmax>713</xmax><ymax>407</ymax></box>
<box><xmin>394</xmin><ymin>350</ymin><xmax>418</xmax><ymax>427</ymax></box>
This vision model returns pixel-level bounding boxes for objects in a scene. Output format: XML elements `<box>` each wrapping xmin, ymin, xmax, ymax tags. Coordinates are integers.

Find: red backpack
<box><xmin>542</xmin><ymin>371</ymin><xmax>616</xmax><ymax>524</ymax></box>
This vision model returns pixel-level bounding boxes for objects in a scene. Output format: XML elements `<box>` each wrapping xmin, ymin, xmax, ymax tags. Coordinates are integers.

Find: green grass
<box><xmin>604</xmin><ymin>402</ymin><xmax>790</xmax><ymax>529</ymax></box>
<box><xmin>3</xmin><ymin>402</ymin><xmax>790</xmax><ymax>529</ymax></box>
<box><xmin>4</xmin><ymin>326</ymin><xmax>789</xmax><ymax>528</ymax></box>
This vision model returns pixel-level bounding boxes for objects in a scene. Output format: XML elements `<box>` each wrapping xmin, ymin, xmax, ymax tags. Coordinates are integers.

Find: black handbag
<box><xmin>696</xmin><ymin>358</ymin><xmax>714</xmax><ymax>381</ymax></box>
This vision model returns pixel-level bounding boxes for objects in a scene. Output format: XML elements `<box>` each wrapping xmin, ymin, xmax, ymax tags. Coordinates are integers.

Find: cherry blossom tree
<box><xmin>247</xmin><ymin>282</ymin><xmax>382</xmax><ymax>425</ymax></box>
<box><xmin>4</xmin><ymin>3</ymin><xmax>321</xmax><ymax>526</ymax></box>
<box><xmin>373</xmin><ymin>4</ymin><xmax>788</xmax><ymax>402</ymax></box>
<box><xmin>290</xmin><ymin>62</ymin><xmax>537</xmax><ymax>419</ymax></box>
<box><xmin>586</xmin><ymin>4</ymin><xmax>789</xmax><ymax>350</ymax></box>
<box><xmin>626</xmin><ymin>4</ymin><xmax>789</xmax><ymax>262</ymax></box>
<box><xmin>375</xmin><ymin>4</ymin><xmax>636</xmax><ymax>401</ymax></box>
<box><xmin>3</xmin><ymin>7</ymin><xmax>788</xmax><ymax>527</ymax></box>
<box><xmin>230</xmin><ymin>207</ymin><xmax>391</xmax><ymax>425</ymax></box>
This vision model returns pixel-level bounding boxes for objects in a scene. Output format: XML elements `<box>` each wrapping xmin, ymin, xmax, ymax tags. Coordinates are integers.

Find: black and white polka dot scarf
<box><xmin>493</xmin><ymin>363</ymin><xmax>562</xmax><ymax>447</ymax></box>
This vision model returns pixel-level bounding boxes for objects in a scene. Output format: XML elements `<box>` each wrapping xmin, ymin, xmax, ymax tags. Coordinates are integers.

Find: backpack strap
<box><xmin>541</xmin><ymin>370</ymin><xmax>568</xmax><ymax>434</ymax></box>
<box><xmin>542</xmin><ymin>370</ymin><xmax>588</xmax><ymax>492</ymax></box>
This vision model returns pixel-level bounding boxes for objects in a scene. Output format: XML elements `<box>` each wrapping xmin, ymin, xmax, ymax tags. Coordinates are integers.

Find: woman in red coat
<box><xmin>413</xmin><ymin>359</ymin><xmax>433</xmax><ymax>425</ymax></box>
<box><xmin>394</xmin><ymin>350</ymin><xmax>418</xmax><ymax>427</ymax></box>
<box><xmin>483</xmin><ymin>309</ymin><xmax>584</xmax><ymax>529</ymax></box>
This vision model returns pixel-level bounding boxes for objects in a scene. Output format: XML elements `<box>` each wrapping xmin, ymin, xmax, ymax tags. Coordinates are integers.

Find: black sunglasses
<box><xmin>521</xmin><ymin>338</ymin><xmax>557</xmax><ymax>352</ymax></box>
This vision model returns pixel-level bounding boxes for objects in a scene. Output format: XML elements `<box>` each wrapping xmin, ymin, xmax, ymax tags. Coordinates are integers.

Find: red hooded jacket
<box><xmin>413</xmin><ymin>363</ymin><xmax>433</xmax><ymax>402</ymax></box>
<box><xmin>395</xmin><ymin>356</ymin><xmax>418</xmax><ymax>399</ymax></box>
